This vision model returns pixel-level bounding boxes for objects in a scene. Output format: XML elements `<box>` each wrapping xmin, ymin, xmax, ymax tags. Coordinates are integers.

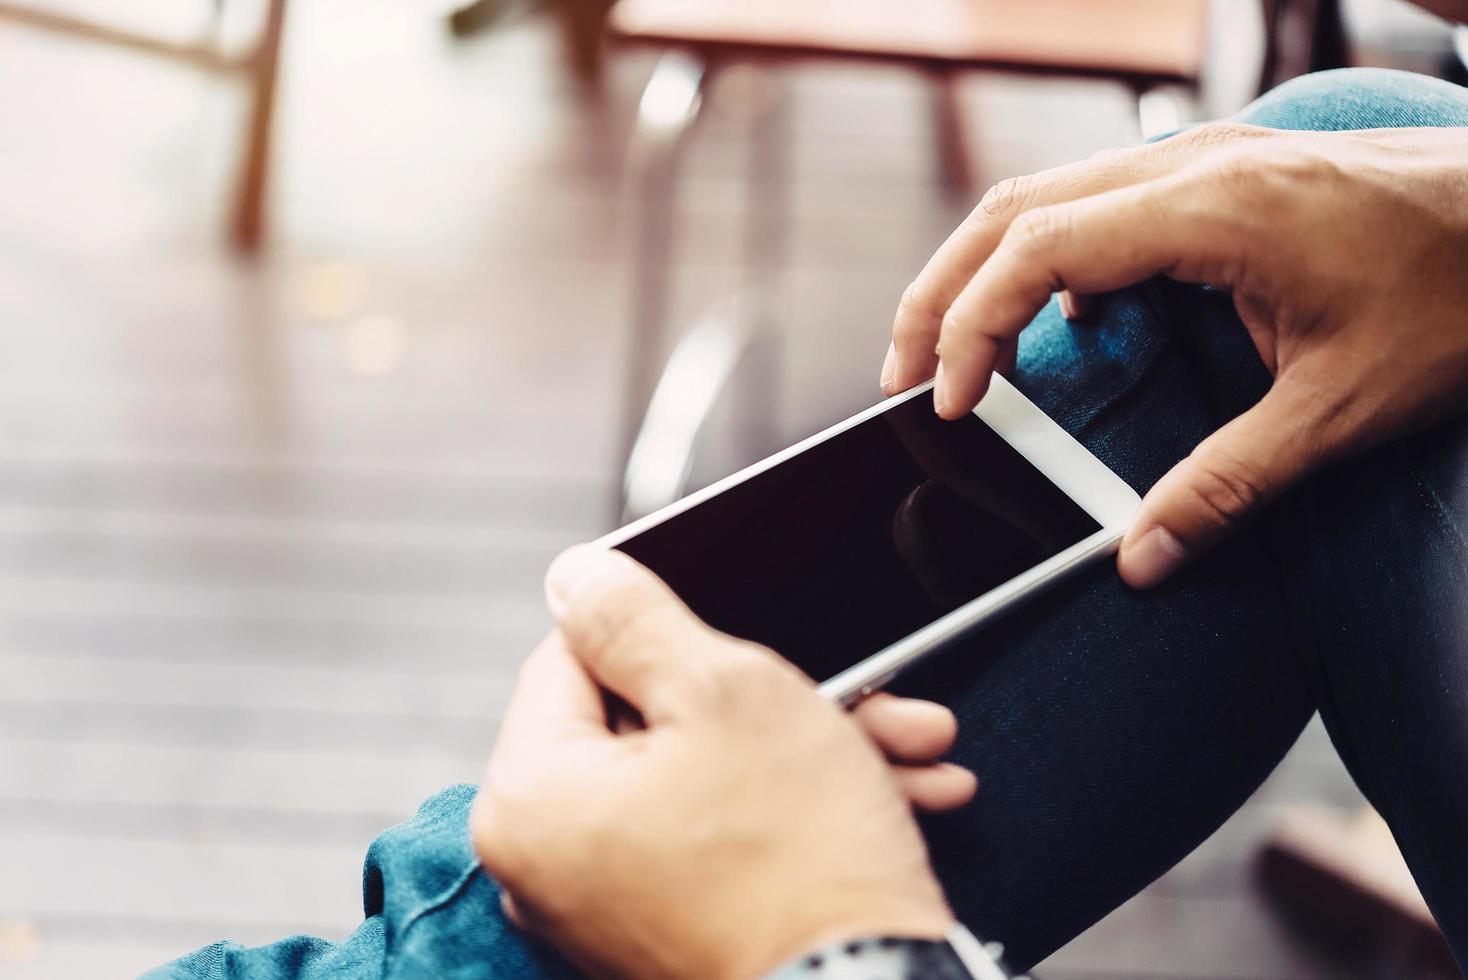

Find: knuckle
<box><xmin>709</xmin><ymin>643</ymin><xmax>766</xmax><ymax>687</ymax></box>
<box><xmin>1179</xmin><ymin>121</ymin><xmax>1260</xmax><ymax>151</ymax></box>
<box><xmin>1202</xmin><ymin>148</ymin><xmax>1270</xmax><ymax>197</ymax></box>
<box><xmin>977</xmin><ymin>175</ymin><xmax>1028</xmax><ymax>218</ymax></box>
<box><xmin>569</xmin><ymin>576</ymin><xmax>661</xmax><ymax>650</ymax></box>
<box><xmin>688</xmin><ymin>640</ymin><xmax>787</xmax><ymax>711</ymax></box>
<box><xmin>1209</xmin><ymin>144</ymin><xmax>1338</xmax><ymax>219</ymax></box>
<box><xmin>937</xmin><ymin>310</ymin><xmax>993</xmax><ymax>365</ymax></box>
<box><xmin>938</xmin><ymin>309</ymin><xmax>971</xmax><ymax>351</ymax></box>
<box><xmin>1185</xmin><ymin>451</ymin><xmax>1267</xmax><ymax>529</ymax></box>
<box><xmin>684</xmin><ymin>656</ymin><xmax>749</xmax><ymax>711</ymax></box>
<box><xmin>1005</xmin><ymin>206</ymin><xmax>1071</xmax><ymax>257</ymax></box>
<box><xmin>1261</xmin><ymin>146</ymin><xmax>1338</xmax><ymax>190</ymax></box>
<box><xmin>895</xmin><ymin>280</ymin><xmax>942</xmax><ymax>337</ymax></box>
<box><xmin>1086</xmin><ymin>145</ymin><xmax>1127</xmax><ymax>165</ymax></box>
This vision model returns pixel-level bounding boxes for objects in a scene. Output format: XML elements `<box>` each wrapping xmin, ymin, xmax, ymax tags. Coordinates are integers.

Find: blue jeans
<box><xmin>149</xmin><ymin>68</ymin><xmax>1468</xmax><ymax>979</ymax></box>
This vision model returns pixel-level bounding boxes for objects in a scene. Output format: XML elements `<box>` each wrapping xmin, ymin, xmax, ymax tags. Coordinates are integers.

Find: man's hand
<box><xmin>881</xmin><ymin>124</ymin><xmax>1468</xmax><ymax>587</ymax></box>
<box><xmin>472</xmin><ymin>547</ymin><xmax>974</xmax><ymax>980</ymax></box>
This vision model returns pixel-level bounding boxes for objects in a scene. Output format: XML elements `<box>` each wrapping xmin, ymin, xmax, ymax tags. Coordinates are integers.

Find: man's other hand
<box><xmin>471</xmin><ymin>547</ymin><xmax>974</xmax><ymax>980</ymax></box>
<box><xmin>883</xmin><ymin>124</ymin><xmax>1468</xmax><ymax>589</ymax></box>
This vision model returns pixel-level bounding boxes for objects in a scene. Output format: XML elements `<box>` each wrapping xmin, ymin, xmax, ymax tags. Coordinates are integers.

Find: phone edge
<box><xmin>591</xmin><ymin>375</ymin><xmax>1140</xmax><ymax>705</ymax></box>
<box><xmin>817</xmin><ymin>526</ymin><xmax>1121</xmax><ymax>706</ymax></box>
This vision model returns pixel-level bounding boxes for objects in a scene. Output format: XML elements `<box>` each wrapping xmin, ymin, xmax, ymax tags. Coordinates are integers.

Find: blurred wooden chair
<box><xmin>606</xmin><ymin>0</ymin><xmax>1209</xmax><ymax>521</ymax></box>
<box><xmin>0</xmin><ymin>0</ymin><xmax>288</xmax><ymax>252</ymax></box>
<box><xmin>1258</xmin><ymin>0</ymin><xmax>1348</xmax><ymax>93</ymax></box>
<box><xmin>1260</xmin><ymin>806</ymin><xmax>1457</xmax><ymax>976</ymax></box>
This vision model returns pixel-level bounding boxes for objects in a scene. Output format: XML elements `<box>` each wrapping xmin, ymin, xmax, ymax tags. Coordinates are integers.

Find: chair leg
<box><xmin>729</xmin><ymin>71</ymin><xmax>789</xmax><ymax>471</ymax></box>
<box><xmin>1307</xmin><ymin>0</ymin><xmax>1349</xmax><ymax>74</ymax></box>
<box><xmin>618</xmin><ymin>65</ymin><xmax>792</xmax><ymax>524</ymax></box>
<box><xmin>929</xmin><ymin>69</ymin><xmax>975</xmax><ymax>210</ymax></box>
<box><xmin>1257</xmin><ymin>0</ymin><xmax>1350</xmax><ymax>95</ymax></box>
<box><xmin>1132</xmin><ymin>85</ymin><xmax>1188</xmax><ymax>143</ymax></box>
<box><xmin>1258</xmin><ymin>0</ymin><xmax>1284</xmax><ymax>96</ymax></box>
<box><xmin>620</xmin><ymin>309</ymin><xmax>751</xmax><ymax>522</ymax></box>
<box><xmin>231</xmin><ymin>0</ymin><xmax>287</xmax><ymax>253</ymax></box>
<box><xmin>556</xmin><ymin>0</ymin><xmax>614</xmax><ymax>88</ymax></box>
<box><xmin>615</xmin><ymin>52</ymin><xmax>708</xmax><ymax>522</ymax></box>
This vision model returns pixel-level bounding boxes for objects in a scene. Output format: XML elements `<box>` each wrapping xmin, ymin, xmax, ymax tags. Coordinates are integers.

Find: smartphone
<box><xmin>595</xmin><ymin>374</ymin><xmax>1139</xmax><ymax>706</ymax></box>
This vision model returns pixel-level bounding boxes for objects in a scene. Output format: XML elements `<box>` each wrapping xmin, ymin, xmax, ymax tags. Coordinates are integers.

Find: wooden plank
<box><xmin>2</xmin><ymin>833</ymin><xmax>366</xmax><ymax>936</ymax></box>
<box><xmin>0</xmin><ymin>701</ymin><xmax>497</xmax><ymax>756</ymax></box>
<box><xmin>7</xmin><ymin>937</ymin><xmax>214</xmax><ymax>980</ymax></box>
<box><xmin>0</xmin><ymin>574</ymin><xmax>548</xmax><ymax>632</ymax></box>
<box><xmin>0</xmin><ymin>607</ymin><xmax>537</xmax><ymax>673</ymax></box>
<box><xmin>0</xmin><ymin>456</ymin><xmax>606</xmax><ymax>534</ymax></box>
<box><xmin>0</xmin><ymin>652</ymin><xmax>512</xmax><ymax>718</ymax></box>
<box><xmin>3</xmin><ymin>738</ymin><xmax>481</xmax><ymax>819</ymax></box>
<box><xmin>0</xmin><ymin>505</ymin><xmax>567</xmax><ymax>599</ymax></box>
<box><xmin>0</xmin><ymin>392</ymin><xmax>616</xmax><ymax>477</ymax></box>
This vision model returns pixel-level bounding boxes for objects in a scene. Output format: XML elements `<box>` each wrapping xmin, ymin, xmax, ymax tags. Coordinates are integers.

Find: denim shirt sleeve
<box><xmin>142</xmin><ymin>785</ymin><xmax>574</xmax><ymax>980</ymax></box>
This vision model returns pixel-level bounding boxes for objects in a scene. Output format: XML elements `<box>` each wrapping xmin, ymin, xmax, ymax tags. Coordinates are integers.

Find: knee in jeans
<box><xmin>1241</xmin><ymin>67</ymin><xmax>1468</xmax><ymax>131</ymax></box>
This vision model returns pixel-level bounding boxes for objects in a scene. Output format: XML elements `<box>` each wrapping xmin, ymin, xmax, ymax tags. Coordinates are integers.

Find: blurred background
<box><xmin>0</xmin><ymin>1</ymin><xmax>1464</xmax><ymax>977</ymax></box>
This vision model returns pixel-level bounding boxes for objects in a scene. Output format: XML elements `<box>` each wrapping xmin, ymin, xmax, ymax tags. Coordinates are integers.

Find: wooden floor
<box><xmin>0</xmin><ymin>2</ymin><xmax>1407</xmax><ymax>977</ymax></box>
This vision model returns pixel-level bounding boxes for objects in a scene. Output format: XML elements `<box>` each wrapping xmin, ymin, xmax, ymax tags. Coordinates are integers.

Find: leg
<box><xmin>230</xmin><ymin>0</ymin><xmax>287</xmax><ymax>252</ymax></box>
<box><xmin>903</xmin><ymin>68</ymin><xmax>1468</xmax><ymax>970</ymax></box>
<box><xmin>900</xmin><ymin>279</ymin><xmax>1318</xmax><ymax>969</ymax></box>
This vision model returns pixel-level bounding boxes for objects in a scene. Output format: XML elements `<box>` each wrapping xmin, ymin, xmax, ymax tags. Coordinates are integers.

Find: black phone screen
<box><xmin>614</xmin><ymin>394</ymin><xmax>1102</xmax><ymax>682</ymax></box>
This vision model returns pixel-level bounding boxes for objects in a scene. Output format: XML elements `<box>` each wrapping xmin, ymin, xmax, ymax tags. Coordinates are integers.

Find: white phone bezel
<box><xmin>593</xmin><ymin>374</ymin><xmax>1140</xmax><ymax>706</ymax></box>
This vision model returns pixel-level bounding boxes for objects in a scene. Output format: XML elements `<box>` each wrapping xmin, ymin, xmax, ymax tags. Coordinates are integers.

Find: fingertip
<box><xmin>935</xmin><ymin>368</ymin><xmax>989</xmax><ymax>420</ymax></box>
<box><xmin>880</xmin><ymin>342</ymin><xmax>898</xmax><ymax>395</ymax></box>
<box><xmin>1117</xmin><ymin>525</ymin><xmax>1187</xmax><ymax>589</ymax></box>
<box><xmin>500</xmin><ymin>890</ymin><xmax>525</xmax><ymax>928</ymax></box>
<box><xmin>899</xmin><ymin>763</ymin><xmax>979</xmax><ymax>813</ymax></box>
<box><xmin>856</xmin><ymin>695</ymin><xmax>958</xmax><ymax>761</ymax></box>
<box><xmin>920</xmin><ymin>702</ymin><xmax>958</xmax><ymax>748</ymax></box>
<box><xmin>1058</xmin><ymin>290</ymin><xmax>1078</xmax><ymax>320</ymax></box>
<box><xmin>1058</xmin><ymin>289</ymin><xmax>1099</xmax><ymax>322</ymax></box>
<box><xmin>943</xmin><ymin>765</ymin><xmax>980</xmax><ymax>807</ymax></box>
<box><xmin>544</xmin><ymin>545</ymin><xmax>640</xmax><ymax>620</ymax></box>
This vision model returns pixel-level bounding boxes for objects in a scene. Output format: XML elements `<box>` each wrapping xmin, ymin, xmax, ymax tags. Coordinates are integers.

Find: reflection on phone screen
<box><xmin>614</xmin><ymin>395</ymin><xmax>1101</xmax><ymax>682</ymax></box>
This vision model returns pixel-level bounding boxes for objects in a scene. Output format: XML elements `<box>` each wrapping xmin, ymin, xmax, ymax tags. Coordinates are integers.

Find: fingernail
<box><xmin>888</xmin><ymin>697</ymin><xmax>956</xmax><ymax>729</ymax></box>
<box><xmin>545</xmin><ymin>545</ymin><xmax>633</xmax><ymax>619</ymax></box>
<box><xmin>933</xmin><ymin>361</ymin><xmax>947</xmax><ymax>416</ymax></box>
<box><xmin>1058</xmin><ymin>291</ymin><xmax>1077</xmax><ymax>320</ymax></box>
<box><xmin>1123</xmin><ymin>527</ymin><xmax>1187</xmax><ymax>589</ymax></box>
<box><xmin>879</xmin><ymin>342</ymin><xmax>897</xmax><ymax>393</ymax></box>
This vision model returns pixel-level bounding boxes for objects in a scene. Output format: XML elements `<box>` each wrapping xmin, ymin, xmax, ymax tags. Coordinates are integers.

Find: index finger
<box><xmin>496</xmin><ymin>632</ymin><xmax>609</xmax><ymax>749</ymax></box>
<box><xmin>932</xmin><ymin>170</ymin><xmax>1246</xmax><ymax>418</ymax></box>
<box><xmin>887</xmin><ymin>124</ymin><xmax>1279</xmax><ymax>396</ymax></box>
<box><xmin>889</xmin><ymin>147</ymin><xmax>1157</xmax><ymax>395</ymax></box>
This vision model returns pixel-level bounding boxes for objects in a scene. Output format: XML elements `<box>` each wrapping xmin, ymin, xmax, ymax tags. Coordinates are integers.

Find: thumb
<box><xmin>544</xmin><ymin>545</ymin><xmax>712</xmax><ymax>720</ymax></box>
<box><xmin>1118</xmin><ymin>384</ymin><xmax>1326</xmax><ymax>589</ymax></box>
